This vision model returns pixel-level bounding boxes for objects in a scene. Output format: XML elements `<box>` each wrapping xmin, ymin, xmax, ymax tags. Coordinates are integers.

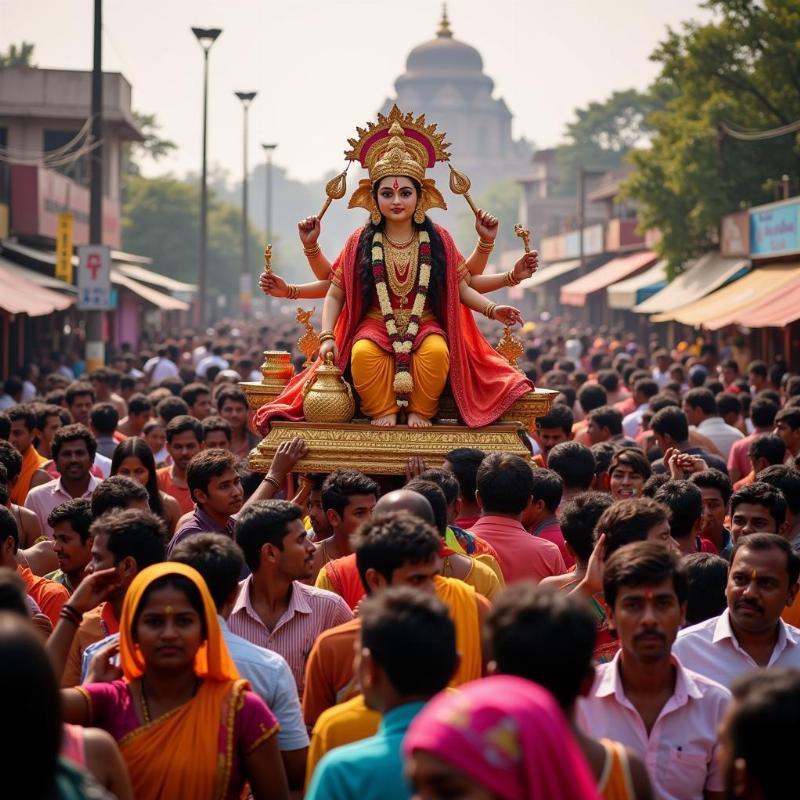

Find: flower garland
<box><xmin>371</xmin><ymin>230</ymin><xmax>432</xmax><ymax>408</ymax></box>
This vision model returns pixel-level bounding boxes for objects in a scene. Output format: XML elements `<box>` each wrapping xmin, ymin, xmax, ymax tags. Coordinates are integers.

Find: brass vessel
<box><xmin>241</xmin><ymin>350</ymin><xmax>295</xmax><ymax>411</ymax></box>
<box><xmin>302</xmin><ymin>353</ymin><xmax>355</xmax><ymax>423</ymax></box>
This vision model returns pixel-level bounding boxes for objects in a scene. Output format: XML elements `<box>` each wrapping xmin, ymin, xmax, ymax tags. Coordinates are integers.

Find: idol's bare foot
<box><xmin>371</xmin><ymin>413</ymin><xmax>397</xmax><ymax>427</ymax></box>
<box><xmin>407</xmin><ymin>412</ymin><xmax>432</xmax><ymax>428</ymax></box>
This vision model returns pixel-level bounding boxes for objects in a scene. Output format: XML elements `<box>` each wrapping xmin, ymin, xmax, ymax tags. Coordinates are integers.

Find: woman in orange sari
<box><xmin>61</xmin><ymin>562</ymin><xmax>289</xmax><ymax>800</ymax></box>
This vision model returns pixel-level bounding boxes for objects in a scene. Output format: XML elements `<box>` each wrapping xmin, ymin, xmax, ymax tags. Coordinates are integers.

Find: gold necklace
<box><xmin>384</xmin><ymin>230</ymin><xmax>415</xmax><ymax>248</ymax></box>
<box><xmin>384</xmin><ymin>236</ymin><xmax>419</xmax><ymax>304</ymax></box>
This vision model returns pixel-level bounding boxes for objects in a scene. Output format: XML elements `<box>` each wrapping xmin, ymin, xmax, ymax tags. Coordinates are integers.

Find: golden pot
<box><xmin>260</xmin><ymin>350</ymin><xmax>295</xmax><ymax>383</ymax></box>
<box><xmin>302</xmin><ymin>353</ymin><xmax>355</xmax><ymax>423</ymax></box>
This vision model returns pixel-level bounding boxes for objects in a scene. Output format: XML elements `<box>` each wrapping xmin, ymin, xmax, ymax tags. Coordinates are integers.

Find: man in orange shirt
<box><xmin>7</xmin><ymin>405</ymin><xmax>50</xmax><ymax>505</ymax></box>
<box><xmin>0</xmin><ymin>505</ymin><xmax>68</xmax><ymax>626</ymax></box>
<box><xmin>156</xmin><ymin>415</ymin><xmax>204</xmax><ymax>515</ymax></box>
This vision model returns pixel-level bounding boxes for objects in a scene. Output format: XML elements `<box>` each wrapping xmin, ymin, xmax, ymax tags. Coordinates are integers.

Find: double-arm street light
<box><xmin>191</xmin><ymin>26</ymin><xmax>222</xmax><ymax>327</ymax></box>
<box><xmin>235</xmin><ymin>91</ymin><xmax>257</xmax><ymax>318</ymax></box>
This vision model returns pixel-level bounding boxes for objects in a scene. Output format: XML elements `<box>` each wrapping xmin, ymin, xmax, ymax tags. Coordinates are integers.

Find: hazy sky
<box><xmin>2</xmin><ymin>0</ymin><xmax>710</xmax><ymax>184</ymax></box>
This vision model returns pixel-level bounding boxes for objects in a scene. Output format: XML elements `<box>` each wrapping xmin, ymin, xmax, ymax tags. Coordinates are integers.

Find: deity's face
<box><xmin>376</xmin><ymin>176</ymin><xmax>417</xmax><ymax>225</ymax></box>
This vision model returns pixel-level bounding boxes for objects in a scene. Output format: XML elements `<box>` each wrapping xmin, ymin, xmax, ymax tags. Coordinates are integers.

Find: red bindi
<box><xmin>392</xmin><ymin>179</ymin><xmax>400</xmax><ymax>190</ymax></box>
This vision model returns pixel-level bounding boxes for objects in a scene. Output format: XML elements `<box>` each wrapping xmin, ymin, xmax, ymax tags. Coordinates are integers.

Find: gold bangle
<box><xmin>318</xmin><ymin>333</ymin><xmax>335</xmax><ymax>344</ymax></box>
<box><xmin>304</xmin><ymin>244</ymin><xmax>321</xmax><ymax>258</ymax></box>
<box><xmin>286</xmin><ymin>285</ymin><xmax>299</xmax><ymax>300</ymax></box>
<box><xmin>477</xmin><ymin>241</ymin><xmax>494</xmax><ymax>254</ymax></box>
<box><xmin>479</xmin><ymin>238</ymin><xmax>494</xmax><ymax>247</ymax></box>
<box><xmin>483</xmin><ymin>302</ymin><xmax>497</xmax><ymax>320</ymax></box>
<box><xmin>504</xmin><ymin>270</ymin><xmax>520</xmax><ymax>287</ymax></box>
<box><xmin>319</xmin><ymin>329</ymin><xmax>334</xmax><ymax>339</ymax></box>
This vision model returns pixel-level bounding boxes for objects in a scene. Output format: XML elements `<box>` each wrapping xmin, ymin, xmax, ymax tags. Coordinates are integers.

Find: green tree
<box><xmin>625</xmin><ymin>0</ymin><xmax>800</xmax><ymax>276</ymax></box>
<box><xmin>0</xmin><ymin>42</ymin><xmax>36</xmax><ymax>67</ymax></box>
<box><xmin>121</xmin><ymin>175</ymin><xmax>265</xmax><ymax>314</ymax></box>
<box><xmin>454</xmin><ymin>178</ymin><xmax>523</xmax><ymax>255</ymax></box>
<box><xmin>123</xmin><ymin>112</ymin><xmax>176</xmax><ymax>176</ymax></box>
<box><xmin>556</xmin><ymin>89</ymin><xmax>659</xmax><ymax>195</ymax></box>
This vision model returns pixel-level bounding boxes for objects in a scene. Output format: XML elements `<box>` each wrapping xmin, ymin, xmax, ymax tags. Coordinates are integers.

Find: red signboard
<box><xmin>9</xmin><ymin>165</ymin><xmax>120</xmax><ymax>248</ymax></box>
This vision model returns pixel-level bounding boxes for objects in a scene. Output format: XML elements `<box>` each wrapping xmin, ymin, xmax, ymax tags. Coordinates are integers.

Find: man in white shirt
<box><xmin>673</xmin><ymin>533</ymin><xmax>800</xmax><ymax>687</ymax></box>
<box><xmin>622</xmin><ymin>378</ymin><xmax>659</xmax><ymax>438</ymax></box>
<box><xmin>196</xmin><ymin>345</ymin><xmax>229</xmax><ymax>379</ymax></box>
<box><xmin>577</xmin><ymin>541</ymin><xmax>729</xmax><ymax>800</ymax></box>
<box><xmin>143</xmin><ymin>346</ymin><xmax>179</xmax><ymax>385</ymax></box>
<box><xmin>683</xmin><ymin>387</ymin><xmax>743</xmax><ymax>461</ymax></box>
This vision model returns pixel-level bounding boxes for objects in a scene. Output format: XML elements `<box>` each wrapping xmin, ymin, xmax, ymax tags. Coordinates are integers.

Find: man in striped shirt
<box><xmin>229</xmin><ymin>500</ymin><xmax>353</xmax><ymax>695</ymax></box>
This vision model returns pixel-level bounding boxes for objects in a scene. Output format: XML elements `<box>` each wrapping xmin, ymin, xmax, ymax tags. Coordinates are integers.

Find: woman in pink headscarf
<box><xmin>403</xmin><ymin>675</ymin><xmax>601</xmax><ymax>800</ymax></box>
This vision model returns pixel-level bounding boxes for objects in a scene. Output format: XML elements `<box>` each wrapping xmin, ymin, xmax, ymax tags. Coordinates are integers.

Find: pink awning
<box><xmin>560</xmin><ymin>250</ymin><xmax>657</xmax><ymax>306</ymax></box>
<box><xmin>705</xmin><ymin>268</ymin><xmax>800</xmax><ymax>329</ymax></box>
<box><xmin>0</xmin><ymin>263</ymin><xmax>74</xmax><ymax>316</ymax></box>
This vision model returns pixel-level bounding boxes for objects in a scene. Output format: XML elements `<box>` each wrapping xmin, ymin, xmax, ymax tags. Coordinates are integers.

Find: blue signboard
<box><xmin>750</xmin><ymin>200</ymin><xmax>800</xmax><ymax>257</ymax></box>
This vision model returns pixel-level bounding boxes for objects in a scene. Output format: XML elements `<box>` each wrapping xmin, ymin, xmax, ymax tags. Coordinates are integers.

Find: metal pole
<box><xmin>86</xmin><ymin>0</ymin><xmax>104</xmax><ymax>372</ymax></box>
<box><xmin>266</xmin><ymin>150</ymin><xmax>273</xmax><ymax>242</ymax></box>
<box><xmin>198</xmin><ymin>47</ymin><xmax>209</xmax><ymax>327</ymax></box>
<box><xmin>235</xmin><ymin>91</ymin><xmax>256</xmax><ymax>318</ymax></box>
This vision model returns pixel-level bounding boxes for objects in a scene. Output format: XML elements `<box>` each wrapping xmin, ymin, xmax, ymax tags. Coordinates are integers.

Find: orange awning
<box><xmin>560</xmin><ymin>251</ymin><xmax>657</xmax><ymax>306</ymax></box>
<box><xmin>0</xmin><ymin>262</ymin><xmax>75</xmax><ymax>316</ymax></box>
<box><xmin>705</xmin><ymin>268</ymin><xmax>800</xmax><ymax>329</ymax></box>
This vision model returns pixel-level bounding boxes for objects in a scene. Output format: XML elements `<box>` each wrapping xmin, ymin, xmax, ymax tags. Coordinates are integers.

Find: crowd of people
<box><xmin>1</xmin><ymin>325</ymin><xmax>799</xmax><ymax>800</ymax></box>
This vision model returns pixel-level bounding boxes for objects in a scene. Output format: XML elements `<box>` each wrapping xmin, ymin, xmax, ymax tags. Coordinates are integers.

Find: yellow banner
<box><xmin>56</xmin><ymin>212</ymin><xmax>73</xmax><ymax>284</ymax></box>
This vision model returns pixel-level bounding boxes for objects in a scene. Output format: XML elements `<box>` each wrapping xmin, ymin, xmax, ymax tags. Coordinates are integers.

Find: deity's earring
<box><xmin>413</xmin><ymin>200</ymin><xmax>425</xmax><ymax>225</ymax></box>
<box><xmin>370</xmin><ymin>200</ymin><xmax>382</xmax><ymax>226</ymax></box>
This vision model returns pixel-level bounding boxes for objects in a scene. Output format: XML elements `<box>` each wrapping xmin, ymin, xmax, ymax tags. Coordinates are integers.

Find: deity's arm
<box><xmin>465</xmin><ymin>273</ymin><xmax>508</xmax><ymax>294</ymax></box>
<box><xmin>464</xmin><ymin>246</ymin><xmax>492</xmax><ymax>277</ymax></box>
<box><xmin>458</xmin><ymin>277</ymin><xmax>493</xmax><ymax>314</ymax></box>
<box><xmin>306</xmin><ymin>251</ymin><xmax>333</xmax><ymax>281</ymax></box>
<box><xmin>320</xmin><ymin>281</ymin><xmax>345</xmax><ymax>335</ymax></box>
<box><xmin>295</xmin><ymin>280</ymin><xmax>331</xmax><ymax>299</ymax></box>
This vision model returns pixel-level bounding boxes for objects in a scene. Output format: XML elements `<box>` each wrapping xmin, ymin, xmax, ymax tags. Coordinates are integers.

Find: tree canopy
<box><xmin>0</xmin><ymin>42</ymin><xmax>35</xmax><ymax>68</ymax></box>
<box><xmin>625</xmin><ymin>0</ymin><xmax>800</xmax><ymax>275</ymax></box>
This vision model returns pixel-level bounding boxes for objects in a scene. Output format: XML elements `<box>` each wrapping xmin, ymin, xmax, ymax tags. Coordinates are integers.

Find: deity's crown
<box><xmin>345</xmin><ymin>105</ymin><xmax>451</xmax><ymax>213</ymax></box>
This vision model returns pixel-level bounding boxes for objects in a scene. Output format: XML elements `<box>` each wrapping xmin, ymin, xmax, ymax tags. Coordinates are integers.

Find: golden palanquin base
<box><xmin>249</xmin><ymin>421</ymin><xmax>535</xmax><ymax>475</ymax></box>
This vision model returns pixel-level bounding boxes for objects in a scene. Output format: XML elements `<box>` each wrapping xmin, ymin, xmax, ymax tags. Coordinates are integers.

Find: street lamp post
<box><xmin>191</xmin><ymin>26</ymin><xmax>222</xmax><ymax>328</ymax></box>
<box><xmin>235</xmin><ymin>91</ymin><xmax>257</xmax><ymax>319</ymax></box>
<box><xmin>261</xmin><ymin>143</ymin><xmax>277</xmax><ymax>243</ymax></box>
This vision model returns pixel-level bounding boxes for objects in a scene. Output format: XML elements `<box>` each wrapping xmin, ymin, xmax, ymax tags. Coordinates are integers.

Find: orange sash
<box><xmin>10</xmin><ymin>446</ymin><xmax>48</xmax><ymax>505</ymax></box>
<box><xmin>433</xmin><ymin>576</ymin><xmax>482</xmax><ymax>686</ymax></box>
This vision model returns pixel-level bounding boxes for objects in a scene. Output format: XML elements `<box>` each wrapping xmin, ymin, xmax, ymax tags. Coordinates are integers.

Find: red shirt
<box><xmin>156</xmin><ymin>467</ymin><xmax>193</xmax><ymax>515</ymax></box>
<box><xmin>18</xmin><ymin>565</ymin><xmax>69</xmax><ymax>627</ymax></box>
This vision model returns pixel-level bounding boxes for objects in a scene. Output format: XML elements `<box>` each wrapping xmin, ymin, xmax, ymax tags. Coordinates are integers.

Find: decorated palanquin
<box><xmin>243</xmin><ymin>107</ymin><xmax>556</xmax><ymax>474</ymax></box>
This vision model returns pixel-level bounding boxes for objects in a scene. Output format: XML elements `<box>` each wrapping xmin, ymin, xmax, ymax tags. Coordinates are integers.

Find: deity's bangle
<box><xmin>286</xmin><ymin>285</ymin><xmax>299</xmax><ymax>300</ymax></box>
<box><xmin>504</xmin><ymin>270</ymin><xmax>520</xmax><ymax>286</ymax></box>
<box><xmin>477</xmin><ymin>239</ymin><xmax>494</xmax><ymax>255</ymax></box>
<box><xmin>483</xmin><ymin>302</ymin><xmax>497</xmax><ymax>320</ymax></box>
<box><xmin>304</xmin><ymin>244</ymin><xmax>321</xmax><ymax>258</ymax></box>
<box><xmin>319</xmin><ymin>330</ymin><xmax>335</xmax><ymax>341</ymax></box>
<box><xmin>263</xmin><ymin>474</ymin><xmax>282</xmax><ymax>491</ymax></box>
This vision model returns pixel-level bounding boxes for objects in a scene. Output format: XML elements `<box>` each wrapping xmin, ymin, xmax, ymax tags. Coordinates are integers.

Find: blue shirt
<box><xmin>81</xmin><ymin>615</ymin><xmax>308</xmax><ymax>752</ymax></box>
<box><xmin>305</xmin><ymin>700</ymin><xmax>426</xmax><ymax>800</ymax></box>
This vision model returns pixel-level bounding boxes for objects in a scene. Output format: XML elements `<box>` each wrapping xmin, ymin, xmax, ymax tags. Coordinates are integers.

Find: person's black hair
<box><xmin>165</xmin><ymin>414</ymin><xmax>204</xmax><ymax>444</ymax></box>
<box><xmin>127</xmin><ymin>393</ymin><xmax>153</xmax><ymax>417</ymax></box>
<box><xmin>444</xmin><ymin>447</ymin><xmax>486</xmax><ymax>502</ymax></box>
<box><xmin>186</xmin><ymin>448</ymin><xmax>238</xmax><ymax>503</ymax></box>
<box><xmin>599</xmin><ymin>498</ymin><xmax>671</xmax><ymax>559</ymax></box>
<box><xmin>769</xmin><ymin>364</ymin><xmax>784</xmax><ymax>388</ymax></box>
<box><xmin>170</xmin><ymin>533</ymin><xmax>245</xmax><ymax>611</ymax></box>
<box><xmin>731</xmin><ymin>532</ymin><xmax>800</xmax><ymax>586</ymax></box>
<box><xmin>0</xmin><ymin>568</ymin><xmax>28</xmax><ymax>617</ymax></box>
<box><xmin>757</xmin><ymin>465</ymin><xmax>800</xmax><ymax>516</ymax></box>
<box><xmin>110</xmin><ymin>436</ymin><xmax>166</xmax><ymax>518</ymax></box>
<box><xmin>180</xmin><ymin>382</ymin><xmax>212</xmax><ymax>408</ymax></box>
<box><xmin>6</xmin><ymin>404</ymin><xmax>36</xmax><ymax>431</ymax></box>
<box><xmin>352</xmin><ymin>512</ymin><xmax>440</xmax><ymax>593</ymax></box>
<box><xmin>33</xmin><ymin>403</ymin><xmax>71</xmax><ymax>433</ymax></box>
<box><xmin>731</xmin><ymin>483</ymin><xmax>787</xmax><ymax>528</ymax></box>
<box><xmin>157</xmin><ymin>395</ymin><xmax>190</xmax><ymax>424</ymax></box>
<box><xmin>654</xmin><ymin>480</ymin><xmax>703</xmax><ymax>541</ymax></box>
<box><xmin>608</xmin><ymin>447</ymin><xmax>652</xmax><ymax>481</ymax></box>
<box><xmin>418</xmin><ymin>467</ymin><xmax>460</xmax><ymax>506</ymax></box>
<box><xmin>704</xmin><ymin>380</ymin><xmax>724</xmax><ymax>396</ymax></box>
<box><xmin>0</xmin><ymin>440</ymin><xmax>23</xmax><ymax>481</ymax></box>
<box><xmin>755</xmin><ymin>388</ymin><xmax>781</xmax><ymax>405</ymax></box>
<box><xmin>530</xmin><ymin>468</ymin><xmax>563</xmax><ymax>512</ymax></box>
<box><xmin>688</xmin><ymin>468</ymin><xmax>733</xmax><ymax>507</ymax></box>
<box><xmin>201</xmin><ymin>415</ymin><xmax>233</xmax><ymax>442</ymax></box>
<box><xmin>214</xmin><ymin>385</ymin><xmax>248</xmax><ymax>409</ymax></box>
<box><xmin>321</xmin><ymin>469</ymin><xmax>379</xmax><ymax>517</ymax></box>
<box><xmin>604</xmin><ymin>540</ymin><xmax>688</xmax><ymax>609</ymax></box>
<box><xmin>587</xmin><ymin>405</ymin><xmax>623</xmax><ymax>436</ymax></box>
<box><xmin>596</xmin><ymin>369</ymin><xmax>620</xmax><ymax>393</ymax></box>
<box><xmin>559</xmin><ymin>492</ymin><xmax>614</xmax><ymax>563</ymax></box>
<box><xmin>648</xmin><ymin>393</ymin><xmax>679</xmax><ymax>414</ymax></box>
<box><xmin>716</xmin><ymin>392</ymin><xmax>741</xmax><ymax>419</ymax></box>
<box><xmin>633</xmin><ymin>378</ymin><xmax>659</xmax><ymax>400</ymax></box>
<box><xmin>775</xmin><ymin>406</ymin><xmax>800</xmax><ymax>431</ymax></box>
<box><xmin>485</xmin><ymin>583</ymin><xmax>596</xmax><ymax>710</ymax></box>
<box><xmin>51</xmin><ymin>423</ymin><xmax>97</xmax><ymax>462</ymax></box>
<box><xmin>641</xmin><ymin>472</ymin><xmax>670</xmax><ymax>497</ymax></box>
<box><xmin>65</xmin><ymin>380</ymin><xmax>95</xmax><ymax>407</ymax></box>
<box><xmin>785</xmin><ymin>375</ymin><xmax>800</xmax><ymax>398</ymax></box>
<box><xmin>476</xmin><ymin>452</ymin><xmax>534</xmax><ymax>515</ymax></box>
<box><xmin>726</xmin><ymin>668</ymin><xmax>800</xmax><ymax>800</ymax></box>
<box><xmin>132</xmin><ymin>572</ymin><xmax>207</xmax><ymax>640</ymax></box>
<box><xmin>404</xmin><ymin>479</ymin><xmax>448</xmax><ymax>536</ymax></box>
<box><xmin>359</xmin><ymin>586</ymin><xmax>456</xmax><ymax>697</ymax></box>
<box><xmin>2</xmin><ymin>376</ymin><xmax>23</xmax><ymax>398</ymax></box>
<box><xmin>555</xmin><ymin>386</ymin><xmax>577</xmax><ymax>409</ymax></box>
<box><xmin>536</xmin><ymin>404</ymin><xmax>574</xmax><ymax>435</ymax></box>
<box><xmin>749</xmin><ymin>434</ymin><xmax>786</xmax><ymax>467</ymax></box>
<box><xmin>120</xmin><ymin>375</ymin><xmax>137</xmax><ymax>393</ymax></box>
<box><xmin>577</xmin><ymin>383</ymin><xmax>607</xmax><ymax>414</ymax></box>
<box><xmin>682</xmin><ymin>552</ymin><xmax>728</xmax><ymax>626</ymax></box>
<box><xmin>47</xmin><ymin>498</ymin><xmax>93</xmax><ymax>543</ymax></box>
<box><xmin>546</xmin><ymin>441</ymin><xmax>595</xmax><ymax>492</ymax></box>
<box><xmin>591</xmin><ymin>442</ymin><xmax>616</xmax><ymax>477</ymax></box>
<box><xmin>234</xmin><ymin>500</ymin><xmax>303</xmax><ymax>572</ymax></box>
<box><xmin>89</xmin><ymin>402</ymin><xmax>119</xmax><ymax>436</ymax></box>
<box><xmin>0</xmin><ymin>613</ymin><xmax>63</xmax><ymax>798</ymax></box>
<box><xmin>91</xmin><ymin>475</ymin><xmax>149</xmax><ymax>518</ymax></box>
<box><xmin>89</xmin><ymin>509</ymin><xmax>166</xmax><ymax>568</ymax></box>
<box><xmin>0</xmin><ymin>413</ymin><xmax>9</xmax><ymax>441</ymax></box>
<box><xmin>158</xmin><ymin>375</ymin><xmax>184</xmax><ymax>397</ymax></box>
<box><xmin>0</xmin><ymin>506</ymin><xmax>18</xmax><ymax>551</ymax></box>
<box><xmin>356</xmin><ymin>187</ymin><xmax>448</xmax><ymax>324</ymax></box>
<box><xmin>750</xmin><ymin>397</ymin><xmax>779</xmax><ymax>429</ymax></box>
<box><xmin>684</xmin><ymin>387</ymin><xmax>717</xmax><ymax>416</ymax></box>
<box><xmin>650</xmin><ymin>406</ymin><xmax>689</xmax><ymax>443</ymax></box>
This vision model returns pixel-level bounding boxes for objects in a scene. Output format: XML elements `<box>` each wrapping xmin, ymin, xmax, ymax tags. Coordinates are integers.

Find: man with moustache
<box><xmin>673</xmin><ymin>534</ymin><xmax>800</xmax><ymax>688</ymax></box>
<box><xmin>577</xmin><ymin>542</ymin><xmax>729</xmax><ymax>800</ymax></box>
